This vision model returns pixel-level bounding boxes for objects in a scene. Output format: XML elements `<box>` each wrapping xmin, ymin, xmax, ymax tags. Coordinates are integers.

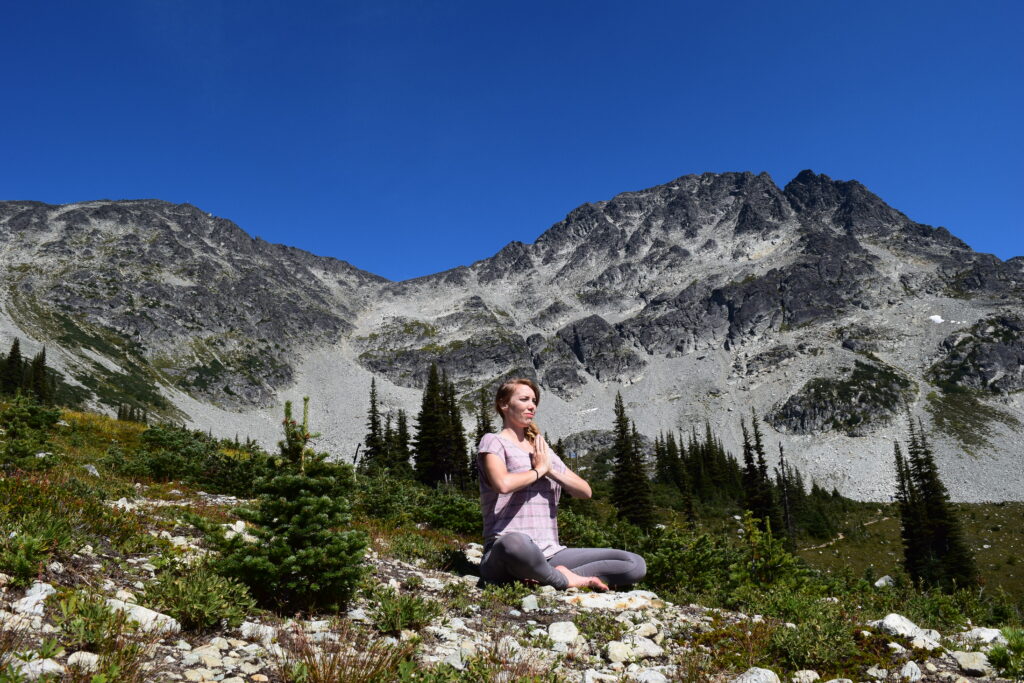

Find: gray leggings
<box><xmin>479</xmin><ymin>532</ymin><xmax>646</xmax><ymax>590</ymax></box>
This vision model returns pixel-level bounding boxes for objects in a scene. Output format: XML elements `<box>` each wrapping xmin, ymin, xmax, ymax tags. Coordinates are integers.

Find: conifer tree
<box><xmin>390</xmin><ymin>409</ymin><xmax>413</xmax><ymax>477</ymax></box>
<box><xmin>219</xmin><ymin>398</ymin><xmax>367</xmax><ymax>611</ymax></box>
<box><xmin>26</xmin><ymin>349</ymin><xmax>50</xmax><ymax>404</ymax></box>
<box><xmin>361</xmin><ymin>378</ymin><xmax>385</xmax><ymax>474</ymax></box>
<box><xmin>1</xmin><ymin>339</ymin><xmax>23</xmax><ymax>396</ymax></box>
<box><xmin>610</xmin><ymin>393</ymin><xmax>655</xmax><ymax>528</ymax></box>
<box><xmin>443</xmin><ymin>376</ymin><xmax>470</xmax><ymax>488</ymax></box>
<box><xmin>896</xmin><ymin>420</ymin><xmax>977</xmax><ymax>590</ymax></box>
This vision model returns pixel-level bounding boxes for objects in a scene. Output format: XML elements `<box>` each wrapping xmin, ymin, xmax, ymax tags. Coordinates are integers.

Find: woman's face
<box><xmin>501</xmin><ymin>384</ymin><xmax>537</xmax><ymax>429</ymax></box>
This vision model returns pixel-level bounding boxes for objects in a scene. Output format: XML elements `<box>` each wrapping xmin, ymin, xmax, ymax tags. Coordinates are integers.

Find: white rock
<box><xmin>13</xmin><ymin>582</ymin><xmax>55</xmax><ymax>615</ymax></box>
<box><xmin>873</xmin><ymin>575</ymin><xmax>895</xmax><ymax>588</ymax></box>
<box><xmin>347</xmin><ymin>607</ymin><xmax>369</xmax><ymax>622</ymax></box>
<box><xmin>956</xmin><ymin>626</ymin><xmax>1007</xmax><ymax>645</ymax></box>
<box><xmin>584</xmin><ymin>670</ymin><xmax>619</xmax><ymax>683</ymax></box>
<box><xmin>624</xmin><ymin>635</ymin><xmax>663</xmax><ymax>659</ymax></box>
<box><xmin>734</xmin><ymin>668</ymin><xmax>780</xmax><ymax>683</ymax></box>
<box><xmin>46</xmin><ymin>561</ymin><xmax>64</xmax><ymax>574</ymax></box>
<box><xmin>791</xmin><ymin>671</ymin><xmax>820</xmax><ymax>683</ymax></box>
<box><xmin>67</xmin><ymin>651</ymin><xmax>100</xmax><ymax>673</ymax></box>
<box><xmin>521</xmin><ymin>595</ymin><xmax>539</xmax><ymax>612</ymax></box>
<box><xmin>629</xmin><ymin>670</ymin><xmax>669</xmax><ymax>682</ymax></box>
<box><xmin>950</xmin><ymin>651</ymin><xmax>993</xmax><ymax>677</ymax></box>
<box><xmin>115</xmin><ymin>589</ymin><xmax>136</xmax><ymax>603</ymax></box>
<box><xmin>865</xmin><ymin>666</ymin><xmax>887</xmax><ymax>679</ymax></box>
<box><xmin>497</xmin><ymin>635</ymin><xmax>521</xmax><ymax>655</ymax></box>
<box><xmin>558</xmin><ymin>589</ymin><xmax>663</xmax><ymax>611</ymax></box>
<box><xmin>868</xmin><ymin>613</ymin><xmax>921</xmax><ymax>638</ymax></box>
<box><xmin>82</xmin><ymin>464</ymin><xmax>100</xmax><ymax>477</ymax></box>
<box><xmin>106</xmin><ymin>598</ymin><xmax>181</xmax><ymax>633</ymax></box>
<box><xmin>607</xmin><ymin>640</ymin><xmax>633</xmax><ymax>663</ymax></box>
<box><xmin>548</xmin><ymin>621</ymin><xmax>579</xmax><ymax>643</ymax></box>
<box><xmin>240</xmin><ymin>621</ymin><xmax>277</xmax><ymax>644</ymax></box>
<box><xmin>910</xmin><ymin>634</ymin><xmax>941</xmax><ymax>650</ymax></box>
<box><xmin>631</xmin><ymin>622</ymin><xmax>658</xmax><ymax>638</ymax></box>
<box><xmin>15</xmin><ymin>658</ymin><xmax>65</xmax><ymax>679</ymax></box>
<box><xmin>900</xmin><ymin>661</ymin><xmax>922</xmax><ymax>682</ymax></box>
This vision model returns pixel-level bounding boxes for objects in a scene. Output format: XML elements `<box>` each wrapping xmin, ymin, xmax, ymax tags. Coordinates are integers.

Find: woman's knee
<box><xmin>627</xmin><ymin>552</ymin><xmax>647</xmax><ymax>583</ymax></box>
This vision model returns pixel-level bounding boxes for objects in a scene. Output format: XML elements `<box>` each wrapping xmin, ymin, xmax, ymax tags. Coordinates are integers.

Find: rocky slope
<box><xmin>1</xmin><ymin>488</ymin><xmax>1015</xmax><ymax>683</ymax></box>
<box><xmin>1</xmin><ymin>172</ymin><xmax>1022</xmax><ymax>501</ymax></box>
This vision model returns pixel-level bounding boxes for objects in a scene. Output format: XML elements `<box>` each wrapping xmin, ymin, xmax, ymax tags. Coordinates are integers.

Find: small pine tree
<box><xmin>27</xmin><ymin>348</ymin><xmax>52</xmax><ymax>404</ymax></box>
<box><xmin>218</xmin><ymin>398</ymin><xmax>367</xmax><ymax>611</ymax></box>
<box><xmin>413</xmin><ymin>365</ymin><xmax>447</xmax><ymax>486</ymax></box>
<box><xmin>610</xmin><ymin>393</ymin><xmax>655</xmax><ymax>528</ymax></box>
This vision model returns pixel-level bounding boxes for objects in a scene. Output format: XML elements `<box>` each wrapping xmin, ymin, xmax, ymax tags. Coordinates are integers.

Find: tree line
<box><xmin>1</xmin><ymin>338</ymin><xmax>56</xmax><ymax>405</ymax></box>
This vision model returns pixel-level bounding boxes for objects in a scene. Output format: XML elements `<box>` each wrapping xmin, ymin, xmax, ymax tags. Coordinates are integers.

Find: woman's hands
<box><xmin>531</xmin><ymin>433</ymin><xmax>552</xmax><ymax>478</ymax></box>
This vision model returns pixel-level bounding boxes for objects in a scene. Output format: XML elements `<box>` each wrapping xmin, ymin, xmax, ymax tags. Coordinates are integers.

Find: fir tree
<box><xmin>390</xmin><ymin>409</ymin><xmax>413</xmax><ymax>477</ymax></box>
<box><xmin>27</xmin><ymin>348</ymin><xmax>52</xmax><ymax>404</ymax></box>
<box><xmin>443</xmin><ymin>375</ymin><xmax>470</xmax><ymax>488</ymax></box>
<box><xmin>1</xmin><ymin>339</ymin><xmax>23</xmax><ymax>396</ymax></box>
<box><xmin>897</xmin><ymin>420</ymin><xmax>977</xmax><ymax>590</ymax></box>
<box><xmin>218</xmin><ymin>398</ymin><xmax>367</xmax><ymax>611</ymax></box>
<box><xmin>610</xmin><ymin>393</ymin><xmax>655</xmax><ymax>528</ymax></box>
<box><xmin>361</xmin><ymin>378</ymin><xmax>386</xmax><ymax>474</ymax></box>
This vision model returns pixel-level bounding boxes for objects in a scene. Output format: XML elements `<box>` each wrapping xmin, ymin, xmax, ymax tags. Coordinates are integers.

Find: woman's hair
<box><xmin>495</xmin><ymin>378</ymin><xmax>541</xmax><ymax>443</ymax></box>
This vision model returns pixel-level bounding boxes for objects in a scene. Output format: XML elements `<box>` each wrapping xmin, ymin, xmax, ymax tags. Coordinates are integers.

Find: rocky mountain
<box><xmin>2</xmin><ymin>171</ymin><xmax>1022</xmax><ymax>501</ymax></box>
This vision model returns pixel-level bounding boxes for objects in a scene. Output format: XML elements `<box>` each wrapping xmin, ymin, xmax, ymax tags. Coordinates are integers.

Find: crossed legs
<box><xmin>479</xmin><ymin>532</ymin><xmax>646</xmax><ymax>590</ymax></box>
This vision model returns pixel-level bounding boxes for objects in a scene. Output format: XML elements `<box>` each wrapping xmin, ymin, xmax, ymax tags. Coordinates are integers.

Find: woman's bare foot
<box><xmin>555</xmin><ymin>566</ymin><xmax>609</xmax><ymax>591</ymax></box>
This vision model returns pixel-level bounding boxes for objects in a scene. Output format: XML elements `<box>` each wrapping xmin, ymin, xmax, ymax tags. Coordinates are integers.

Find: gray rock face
<box><xmin>930</xmin><ymin>313</ymin><xmax>1024</xmax><ymax>393</ymax></box>
<box><xmin>2</xmin><ymin>169</ymin><xmax>1024</xmax><ymax>501</ymax></box>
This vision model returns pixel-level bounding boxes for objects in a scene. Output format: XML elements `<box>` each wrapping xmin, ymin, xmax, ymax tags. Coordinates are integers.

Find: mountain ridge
<box><xmin>1</xmin><ymin>170</ymin><xmax>1022</xmax><ymax>501</ymax></box>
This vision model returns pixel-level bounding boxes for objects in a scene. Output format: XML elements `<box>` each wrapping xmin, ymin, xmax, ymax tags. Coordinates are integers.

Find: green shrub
<box><xmin>367</xmin><ymin>587</ymin><xmax>442</xmax><ymax>635</ymax></box>
<box><xmin>557</xmin><ymin>507</ymin><xmax>612</xmax><ymax>548</ymax></box>
<box><xmin>421</xmin><ymin>488</ymin><xmax>480</xmax><ymax>536</ymax></box>
<box><xmin>387</xmin><ymin>532</ymin><xmax>454</xmax><ymax>569</ymax></box>
<box><xmin>0</xmin><ymin>530</ymin><xmax>51</xmax><ymax>588</ymax></box>
<box><xmin>217</xmin><ymin>399</ymin><xmax>367</xmax><ymax>612</ymax></box>
<box><xmin>353</xmin><ymin>472</ymin><xmax>427</xmax><ymax>525</ymax></box>
<box><xmin>0</xmin><ymin>395</ymin><xmax>61</xmax><ymax>470</ymax></box>
<box><xmin>480</xmin><ymin>582</ymin><xmax>532</xmax><ymax>610</ymax></box>
<box><xmin>52</xmin><ymin>590</ymin><xmax>135</xmax><ymax>652</ymax></box>
<box><xmin>989</xmin><ymin>627</ymin><xmax>1024</xmax><ymax>679</ymax></box>
<box><xmin>639</xmin><ymin>525</ymin><xmax>739</xmax><ymax>602</ymax></box>
<box><xmin>144</xmin><ymin>561</ymin><xmax>255</xmax><ymax>632</ymax></box>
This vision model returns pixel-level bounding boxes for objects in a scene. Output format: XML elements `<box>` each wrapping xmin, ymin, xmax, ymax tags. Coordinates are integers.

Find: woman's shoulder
<box><xmin>477</xmin><ymin>432</ymin><xmax>504</xmax><ymax>454</ymax></box>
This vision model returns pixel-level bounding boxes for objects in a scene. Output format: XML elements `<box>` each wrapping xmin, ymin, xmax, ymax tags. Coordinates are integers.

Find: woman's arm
<box><xmin>536</xmin><ymin>435</ymin><xmax>592</xmax><ymax>499</ymax></box>
<box><xmin>479</xmin><ymin>451</ymin><xmax>547</xmax><ymax>494</ymax></box>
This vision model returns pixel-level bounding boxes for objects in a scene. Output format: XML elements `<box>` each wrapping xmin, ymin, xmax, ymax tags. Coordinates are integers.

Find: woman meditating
<box><xmin>477</xmin><ymin>378</ymin><xmax>646</xmax><ymax>590</ymax></box>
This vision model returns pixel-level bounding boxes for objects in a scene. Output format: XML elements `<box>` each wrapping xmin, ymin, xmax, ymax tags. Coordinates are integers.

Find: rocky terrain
<box><xmin>1</xmin><ymin>171</ymin><xmax>1022</xmax><ymax>501</ymax></box>
<box><xmin>1</xmin><ymin>487</ymin><xmax>1017</xmax><ymax>683</ymax></box>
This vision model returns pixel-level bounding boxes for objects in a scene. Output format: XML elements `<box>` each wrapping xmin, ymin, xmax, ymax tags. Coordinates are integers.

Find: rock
<box><xmin>734</xmin><ymin>668</ymin><xmax>780</xmax><ymax>683</ymax></box>
<box><xmin>631</xmin><ymin>622</ymin><xmax>658</xmax><ymax>638</ymax></box>
<box><xmin>624</xmin><ymin>635</ymin><xmax>663</xmax><ymax>659</ymax></box>
<box><xmin>629</xmin><ymin>670</ymin><xmax>669</xmax><ymax>682</ymax></box>
<box><xmin>67</xmin><ymin>651</ymin><xmax>100</xmax><ymax>673</ymax></box>
<box><xmin>13</xmin><ymin>582</ymin><xmax>56</xmax><ymax>615</ymax></box>
<box><xmin>14</xmin><ymin>658</ymin><xmax>65</xmax><ymax>679</ymax></box>
<box><xmin>239</xmin><ymin>621</ymin><xmax>277</xmax><ymax>644</ymax></box>
<box><xmin>106</xmin><ymin>598</ymin><xmax>181</xmax><ymax>633</ymax></box>
<box><xmin>910</xmin><ymin>634</ymin><xmax>941</xmax><ymax>650</ymax></box>
<box><xmin>868</xmin><ymin>613</ymin><xmax>920</xmax><ymax>638</ymax></box>
<box><xmin>873</xmin><ymin>575</ymin><xmax>895</xmax><ymax>587</ymax></box>
<box><xmin>865</xmin><ymin>666</ymin><xmax>887</xmax><ymax>679</ymax></box>
<box><xmin>887</xmin><ymin>641</ymin><xmax>906</xmax><ymax>653</ymax></box>
<box><xmin>950</xmin><ymin>651</ymin><xmax>993</xmax><ymax>677</ymax></box>
<box><xmin>584</xmin><ymin>670</ymin><xmax>620</xmax><ymax>683</ymax></box>
<box><xmin>955</xmin><ymin>626</ymin><xmax>1007</xmax><ymax>645</ymax></box>
<box><xmin>559</xmin><ymin>590</ymin><xmax>664</xmax><ymax>610</ymax></box>
<box><xmin>607</xmin><ymin>641</ymin><xmax>633</xmax><ymax>663</ymax></box>
<box><xmin>115</xmin><ymin>589</ymin><xmax>136</xmax><ymax>603</ymax></box>
<box><xmin>900</xmin><ymin>661</ymin><xmax>922</xmax><ymax>682</ymax></box>
<box><xmin>548</xmin><ymin>621</ymin><xmax>579</xmax><ymax>643</ymax></box>
<box><xmin>521</xmin><ymin>595</ymin><xmax>539</xmax><ymax>612</ymax></box>
<box><xmin>791</xmin><ymin>671</ymin><xmax>820</xmax><ymax>683</ymax></box>
<box><xmin>82</xmin><ymin>464</ymin><xmax>100</xmax><ymax>476</ymax></box>
<box><xmin>497</xmin><ymin>635</ymin><xmax>521</xmax><ymax>656</ymax></box>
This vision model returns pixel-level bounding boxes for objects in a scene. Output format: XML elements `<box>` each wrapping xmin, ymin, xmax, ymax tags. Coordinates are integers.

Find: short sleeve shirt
<box><xmin>477</xmin><ymin>433</ymin><xmax>567</xmax><ymax>558</ymax></box>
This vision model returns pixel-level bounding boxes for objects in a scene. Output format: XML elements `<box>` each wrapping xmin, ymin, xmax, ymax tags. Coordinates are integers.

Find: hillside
<box><xmin>0</xmin><ymin>402</ymin><xmax>1021</xmax><ymax>681</ymax></box>
<box><xmin>1</xmin><ymin>171</ymin><xmax>1022</xmax><ymax>501</ymax></box>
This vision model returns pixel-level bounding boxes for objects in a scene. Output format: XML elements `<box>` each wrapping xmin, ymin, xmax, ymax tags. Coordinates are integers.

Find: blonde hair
<box><xmin>495</xmin><ymin>378</ymin><xmax>541</xmax><ymax>444</ymax></box>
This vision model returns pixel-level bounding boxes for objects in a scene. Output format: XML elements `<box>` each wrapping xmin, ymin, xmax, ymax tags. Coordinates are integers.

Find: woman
<box><xmin>477</xmin><ymin>378</ymin><xmax>646</xmax><ymax>590</ymax></box>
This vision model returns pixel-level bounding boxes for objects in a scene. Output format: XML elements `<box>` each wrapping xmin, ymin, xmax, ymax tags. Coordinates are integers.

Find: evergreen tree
<box><xmin>897</xmin><ymin>421</ymin><xmax>978</xmax><ymax>590</ymax></box>
<box><xmin>443</xmin><ymin>376</ymin><xmax>470</xmax><ymax>488</ymax></box>
<box><xmin>1</xmin><ymin>339</ymin><xmax>23</xmax><ymax>396</ymax></box>
<box><xmin>391</xmin><ymin>409</ymin><xmax>413</xmax><ymax>477</ymax></box>
<box><xmin>740</xmin><ymin>416</ymin><xmax>781</xmax><ymax>532</ymax></box>
<box><xmin>361</xmin><ymin>378</ymin><xmax>386</xmax><ymax>474</ymax></box>
<box><xmin>219</xmin><ymin>398</ymin><xmax>367</xmax><ymax>611</ymax></box>
<box><xmin>610</xmin><ymin>393</ymin><xmax>655</xmax><ymax>528</ymax></box>
<box><xmin>27</xmin><ymin>348</ymin><xmax>52</xmax><ymax>404</ymax></box>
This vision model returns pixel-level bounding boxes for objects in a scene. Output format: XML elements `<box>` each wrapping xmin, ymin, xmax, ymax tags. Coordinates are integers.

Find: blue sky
<box><xmin>2</xmin><ymin>1</ymin><xmax>1021</xmax><ymax>281</ymax></box>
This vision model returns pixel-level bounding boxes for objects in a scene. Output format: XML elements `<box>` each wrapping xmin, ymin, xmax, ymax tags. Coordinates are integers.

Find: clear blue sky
<box><xmin>2</xmin><ymin>1</ymin><xmax>1021</xmax><ymax>281</ymax></box>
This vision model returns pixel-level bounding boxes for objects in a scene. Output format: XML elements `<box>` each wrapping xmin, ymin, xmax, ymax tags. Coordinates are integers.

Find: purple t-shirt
<box><xmin>477</xmin><ymin>433</ymin><xmax>567</xmax><ymax>557</ymax></box>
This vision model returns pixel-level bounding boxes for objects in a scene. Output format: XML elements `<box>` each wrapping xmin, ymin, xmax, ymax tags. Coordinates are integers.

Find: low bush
<box><xmin>144</xmin><ymin>561</ymin><xmax>255</xmax><ymax>632</ymax></box>
<box><xmin>0</xmin><ymin>395</ymin><xmax>61</xmax><ymax>471</ymax></box>
<box><xmin>52</xmin><ymin>590</ymin><xmax>135</xmax><ymax>652</ymax></box>
<box><xmin>367</xmin><ymin>587</ymin><xmax>442</xmax><ymax>635</ymax></box>
<box><xmin>421</xmin><ymin>488</ymin><xmax>480</xmax><ymax>536</ymax></box>
<box><xmin>989</xmin><ymin>627</ymin><xmax>1024</xmax><ymax>679</ymax></box>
